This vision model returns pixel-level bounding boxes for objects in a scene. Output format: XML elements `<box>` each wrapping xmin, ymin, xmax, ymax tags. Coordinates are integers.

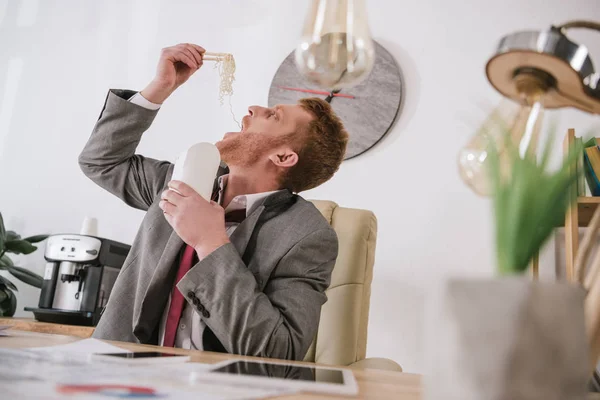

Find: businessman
<box><xmin>79</xmin><ymin>43</ymin><xmax>349</xmax><ymax>360</ymax></box>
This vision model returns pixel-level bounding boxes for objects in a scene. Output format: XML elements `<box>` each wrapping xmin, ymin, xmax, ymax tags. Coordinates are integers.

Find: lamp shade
<box><xmin>458</xmin><ymin>22</ymin><xmax>600</xmax><ymax>196</ymax></box>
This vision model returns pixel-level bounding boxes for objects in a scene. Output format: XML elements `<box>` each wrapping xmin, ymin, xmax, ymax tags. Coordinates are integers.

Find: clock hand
<box><xmin>276</xmin><ymin>86</ymin><xmax>355</xmax><ymax>99</ymax></box>
<box><xmin>325</xmin><ymin>89</ymin><xmax>341</xmax><ymax>103</ymax></box>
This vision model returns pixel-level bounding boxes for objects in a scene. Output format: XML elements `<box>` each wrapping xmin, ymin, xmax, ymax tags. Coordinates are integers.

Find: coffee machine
<box><xmin>25</xmin><ymin>234</ymin><xmax>130</xmax><ymax>326</ymax></box>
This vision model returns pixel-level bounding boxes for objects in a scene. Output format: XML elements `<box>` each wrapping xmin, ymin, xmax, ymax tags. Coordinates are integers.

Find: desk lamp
<box><xmin>459</xmin><ymin>20</ymin><xmax>600</xmax><ymax>196</ymax></box>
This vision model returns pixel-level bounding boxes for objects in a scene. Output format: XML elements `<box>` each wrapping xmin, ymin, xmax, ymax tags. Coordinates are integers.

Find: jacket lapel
<box><xmin>229</xmin><ymin>190</ymin><xmax>293</xmax><ymax>258</ymax></box>
<box><xmin>229</xmin><ymin>190</ymin><xmax>296</xmax><ymax>256</ymax></box>
<box><xmin>229</xmin><ymin>205</ymin><xmax>265</xmax><ymax>257</ymax></box>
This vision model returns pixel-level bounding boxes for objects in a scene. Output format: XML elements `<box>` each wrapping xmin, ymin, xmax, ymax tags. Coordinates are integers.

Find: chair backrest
<box><xmin>304</xmin><ymin>200</ymin><xmax>378</xmax><ymax>366</ymax></box>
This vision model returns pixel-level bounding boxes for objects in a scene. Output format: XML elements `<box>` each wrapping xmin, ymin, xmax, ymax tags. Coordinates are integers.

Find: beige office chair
<box><xmin>306</xmin><ymin>200</ymin><xmax>402</xmax><ymax>372</ymax></box>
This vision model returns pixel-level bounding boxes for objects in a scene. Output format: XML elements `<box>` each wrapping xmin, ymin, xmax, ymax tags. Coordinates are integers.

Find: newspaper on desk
<box><xmin>0</xmin><ymin>339</ymin><xmax>294</xmax><ymax>399</ymax></box>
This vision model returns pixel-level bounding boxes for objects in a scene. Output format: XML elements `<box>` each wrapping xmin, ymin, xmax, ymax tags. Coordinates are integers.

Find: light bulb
<box><xmin>295</xmin><ymin>0</ymin><xmax>375</xmax><ymax>90</ymax></box>
<box><xmin>458</xmin><ymin>72</ymin><xmax>549</xmax><ymax>196</ymax></box>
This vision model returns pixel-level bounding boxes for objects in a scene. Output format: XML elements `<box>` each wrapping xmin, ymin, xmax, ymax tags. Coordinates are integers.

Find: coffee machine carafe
<box><xmin>25</xmin><ymin>234</ymin><xmax>130</xmax><ymax>326</ymax></box>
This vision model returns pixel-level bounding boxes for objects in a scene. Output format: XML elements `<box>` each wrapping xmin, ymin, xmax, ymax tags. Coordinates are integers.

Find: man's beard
<box><xmin>216</xmin><ymin>132</ymin><xmax>289</xmax><ymax>168</ymax></box>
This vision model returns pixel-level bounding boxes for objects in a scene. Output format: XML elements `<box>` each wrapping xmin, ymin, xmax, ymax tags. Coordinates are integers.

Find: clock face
<box><xmin>268</xmin><ymin>40</ymin><xmax>403</xmax><ymax>159</ymax></box>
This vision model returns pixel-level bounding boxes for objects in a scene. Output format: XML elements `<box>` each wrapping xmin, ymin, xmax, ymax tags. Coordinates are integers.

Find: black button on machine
<box><xmin>86</xmin><ymin>249</ymin><xmax>98</xmax><ymax>255</ymax></box>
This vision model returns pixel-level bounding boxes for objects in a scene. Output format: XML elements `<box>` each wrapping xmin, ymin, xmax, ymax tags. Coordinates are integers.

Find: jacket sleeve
<box><xmin>176</xmin><ymin>228</ymin><xmax>338</xmax><ymax>361</ymax></box>
<box><xmin>78</xmin><ymin>89</ymin><xmax>173</xmax><ymax>211</ymax></box>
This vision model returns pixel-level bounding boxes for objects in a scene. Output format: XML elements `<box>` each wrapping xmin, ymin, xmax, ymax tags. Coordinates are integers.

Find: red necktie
<box><xmin>163</xmin><ymin>244</ymin><xmax>196</xmax><ymax>347</ymax></box>
<box><xmin>162</xmin><ymin>207</ymin><xmax>246</xmax><ymax>347</ymax></box>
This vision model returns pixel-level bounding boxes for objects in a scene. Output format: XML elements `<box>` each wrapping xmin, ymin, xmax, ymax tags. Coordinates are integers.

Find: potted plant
<box><xmin>425</xmin><ymin>132</ymin><xmax>589</xmax><ymax>399</ymax></box>
<box><xmin>0</xmin><ymin>212</ymin><xmax>48</xmax><ymax>317</ymax></box>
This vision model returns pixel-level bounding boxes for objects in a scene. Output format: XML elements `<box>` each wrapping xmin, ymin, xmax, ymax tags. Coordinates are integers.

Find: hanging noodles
<box><xmin>203</xmin><ymin>52</ymin><xmax>241</xmax><ymax>129</ymax></box>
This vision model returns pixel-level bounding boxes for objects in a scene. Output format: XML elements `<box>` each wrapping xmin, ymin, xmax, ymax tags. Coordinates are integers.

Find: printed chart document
<box><xmin>0</xmin><ymin>345</ymin><xmax>294</xmax><ymax>399</ymax></box>
<box><xmin>30</xmin><ymin>338</ymin><xmax>130</xmax><ymax>355</ymax></box>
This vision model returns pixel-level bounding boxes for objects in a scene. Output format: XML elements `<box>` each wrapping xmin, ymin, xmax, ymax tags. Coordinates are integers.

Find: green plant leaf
<box><xmin>0</xmin><ymin>275</ymin><xmax>17</xmax><ymax>291</ymax></box>
<box><xmin>487</xmin><ymin>123</ymin><xmax>581</xmax><ymax>274</ymax></box>
<box><xmin>0</xmin><ymin>254</ymin><xmax>13</xmax><ymax>266</ymax></box>
<box><xmin>23</xmin><ymin>234</ymin><xmax>49</xmax><ymax>244</ymax></box>
<box><xmin>0</xmin><ymin>289</ymin><xmax>7</xmax><ymax>304</ymax></box>
<box><xmin>0</xmin><ymin>212</ymin><xmax>5</xmax><ymax>254</ymax></box>
<box><xmin>0</xmin><ymin>254</ymin><xmax>14</xmax><ymax>270</ymax></box>
<box><xmin>8</xmin><ymin>266</ymin><xmax>43</xmax><ymax>288</ymax></box>
<box><xmin>6</xmin><ymin>231</ymin><xmax>20</xmax><ymax>242</ymax></box>
<box><xmin>5</xmin><ymin>240</ymin><xmax>37</xmax><ymax>255</ymax></box>
<box><xmin>0</xmin><ymin>288</ymin><xmax>17</xmax><ymax>317</ymax></box>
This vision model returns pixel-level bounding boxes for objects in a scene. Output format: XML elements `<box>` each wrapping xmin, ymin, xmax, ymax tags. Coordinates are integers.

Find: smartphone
<box><xmin>92</xmin><ymin>351</ymin><xmax>190</xmax><ymax>364</ymax></box>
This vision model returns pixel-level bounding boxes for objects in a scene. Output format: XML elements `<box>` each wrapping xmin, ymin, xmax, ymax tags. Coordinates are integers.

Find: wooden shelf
<box><xmin>553</xmin><ymin>198</ymin><xmax>600</xmax><ymax>228</ymax></box>
<box><xmin>575</xmin><ymin>197</ymin><xmax>600</xmax><ymax>227</ymax></box>
<box><xmin>577</xmin><ymin>197</ymin><xmax>600</xmax><ymax>204</ymax></box>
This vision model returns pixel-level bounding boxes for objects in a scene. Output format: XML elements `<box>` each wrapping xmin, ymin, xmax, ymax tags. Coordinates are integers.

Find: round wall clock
<box><xmin>268</xmin><ymin>40</ymin><xmax>403</xmax><ymax>160</ymax></box>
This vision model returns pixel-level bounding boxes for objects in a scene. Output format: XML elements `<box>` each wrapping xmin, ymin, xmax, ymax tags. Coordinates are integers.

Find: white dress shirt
<box><xmin>129</xmin><ymin>93</ymin><xmax>279</xmax><ymax>349</ymax></box>
<box><xmin>129</xmin><ymin>92</ymin><xmax>162</xmax><ymax>110</ymax></box>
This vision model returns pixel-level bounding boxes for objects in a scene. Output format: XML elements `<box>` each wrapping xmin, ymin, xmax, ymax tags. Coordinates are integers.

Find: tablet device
<box><xmin>92</xmin><ymin>351</ymin><xmax>190</xmax><ymax>364</ymax></box>
<box><xmin>205</xmin><ymin>359</ymin><xmax>358</xmax><ymax>396</ymax></box>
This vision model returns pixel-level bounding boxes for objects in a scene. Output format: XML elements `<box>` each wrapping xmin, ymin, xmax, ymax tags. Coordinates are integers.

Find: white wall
<box><xmin>1</xmin><ymin>0</ymin><xmax>599</xmax><ymax>372</ymax></box>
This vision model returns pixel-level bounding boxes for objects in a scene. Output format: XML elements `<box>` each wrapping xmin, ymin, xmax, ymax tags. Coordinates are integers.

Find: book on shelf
<box><xmin>584</xmin><ymin>143</ymin><xmax>600</xmax><ymax>196</ymax></box>
<box><xmin>585</xmin><ymin>137</ymin><xmax>600</xmax><ymax>148</ymax></box>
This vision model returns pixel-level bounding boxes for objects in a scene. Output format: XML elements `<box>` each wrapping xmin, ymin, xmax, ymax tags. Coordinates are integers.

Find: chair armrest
<box><xmin>349</xmin><ymin>357</ymin><xmax>403</xmax><ymax>372</ymax></box>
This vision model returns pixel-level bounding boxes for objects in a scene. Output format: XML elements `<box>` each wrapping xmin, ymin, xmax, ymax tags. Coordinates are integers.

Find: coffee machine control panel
<box><xmin>45</xmin><ymin>235</ymin><xmax>102</xmax><ymax>263</ymax></box>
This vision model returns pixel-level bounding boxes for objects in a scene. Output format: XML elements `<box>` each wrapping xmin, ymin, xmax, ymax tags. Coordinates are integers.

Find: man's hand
<box><xmin>141</xmin><ymin>43</ymin><xmax>206</xmax><ymax>104</ymax></box>
<box><xmin>159</xmin><ymin>181</ymin><xmax>230</xmax><ymax>260</ymax></box>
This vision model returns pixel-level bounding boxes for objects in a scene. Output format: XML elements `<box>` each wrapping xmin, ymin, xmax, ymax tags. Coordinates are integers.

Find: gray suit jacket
<box><xmin>79</xmin><ymin>89</ymin><xmax>338</xmax><ymax>361</ymax></box>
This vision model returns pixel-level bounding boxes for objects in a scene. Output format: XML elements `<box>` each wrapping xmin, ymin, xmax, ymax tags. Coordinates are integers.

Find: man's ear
<box><xmin>268</xmin><ymin>148</ymin><xmax>298</xmax><ymax>169</ymax></box>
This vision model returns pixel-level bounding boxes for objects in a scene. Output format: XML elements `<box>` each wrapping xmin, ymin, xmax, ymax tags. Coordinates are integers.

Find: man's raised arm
<box><xmin>78</xmin><ymin>44</ymin><xmax>206</xmax><ymax>211</ymax></box>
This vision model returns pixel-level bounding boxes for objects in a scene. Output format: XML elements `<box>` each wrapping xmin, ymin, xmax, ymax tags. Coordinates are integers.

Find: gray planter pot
<box><xmin>424</xmin><ymin>278</ymin><xmax>589</xmax><ymax>400</ymax></box>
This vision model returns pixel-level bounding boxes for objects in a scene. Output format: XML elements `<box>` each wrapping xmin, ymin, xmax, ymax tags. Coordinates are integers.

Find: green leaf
<box><xmin>0</xmin><ymin>212</ymin><xmax>5</xmax><ymax>253</ymax></box>
<box><xmin>8</xmin><ymin>266</ymin><xmax>43</xmax><ymax>288</ymax></box>
<box><xmin>0</xmin><ymin>288</ymin><xmax>17</xmax><ymax>317</ymax></box>
<box><xmin>23</xmin><ymin>234</ymin><xmax>49</xmax><ymax>244</ymax></box>
<box><xmin>0</xmin><ymin>254</ymin><xmax>14</xmax><ymax>270</ymax></box>
<box><xmin>6</xmin><ymin>231</ymin><xmax>20</xmax><ymax>242</ymax></box>
<box><xmin>0</xmin><ymin>289</ymin><xmax>7</xmax><ymax>304</ymax></box>
<box><xmin>0</xmin><ymin>255</ymin><xmax>13</xmax><ymax>266</ymax></box>
<box><xmin>487</xmin><ymin>122</ymin><xmax>580</xmax><ymax>274</ymax></box>
<box><xmin>5</xmin><ymin>240</ymin><xmax>37</xmax><ymax>255</ymax></box>
<box><xmin>0</xmin><ymin>275</ymin><xmax>17</xmax><ymax>291</ymax></box>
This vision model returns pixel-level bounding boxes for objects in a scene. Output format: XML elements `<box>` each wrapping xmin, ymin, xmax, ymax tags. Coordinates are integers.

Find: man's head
<box><xmin>216</xmin><ymin>98</ymin><xmax>348</xmax><ymax>193</ymax></box>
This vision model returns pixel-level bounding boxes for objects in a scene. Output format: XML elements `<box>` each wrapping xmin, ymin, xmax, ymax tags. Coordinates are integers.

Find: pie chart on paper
<box><xmin>56</xmin><ymin>384</ymin><xmax>165</xmax><ymax>398</ymax></box>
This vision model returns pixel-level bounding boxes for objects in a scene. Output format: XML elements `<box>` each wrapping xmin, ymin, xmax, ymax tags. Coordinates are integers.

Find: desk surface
<box><xmin>0</xmin><ymin>317</ymin><xmax>94</xmax><ymax>338</ymax></box>
<box><xmin>0</xmin><ymin>325</ymin><xmax>421</xmax><ymax>400</ymax></box>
